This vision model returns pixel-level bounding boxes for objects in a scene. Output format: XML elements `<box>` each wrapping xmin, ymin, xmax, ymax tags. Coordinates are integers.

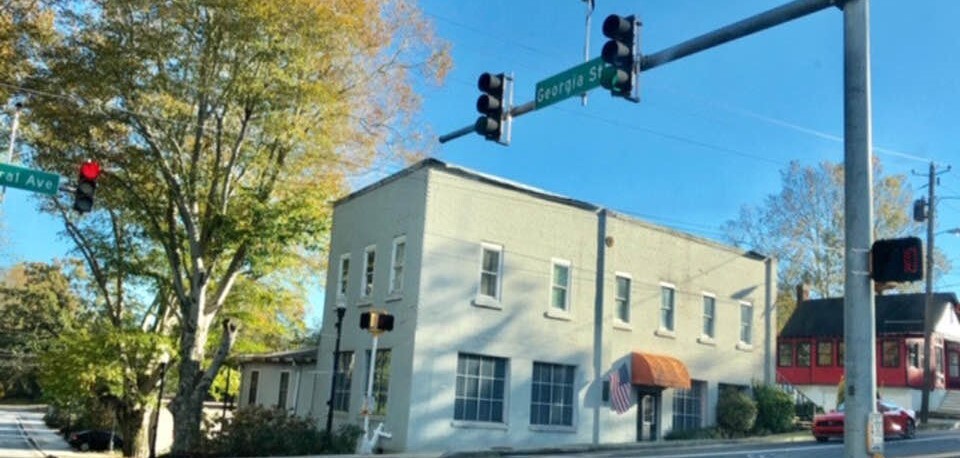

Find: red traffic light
<box><xmin>79</xmin><ymin>161</ymin><xmax>101</xmax><ymax>181</ymax></box>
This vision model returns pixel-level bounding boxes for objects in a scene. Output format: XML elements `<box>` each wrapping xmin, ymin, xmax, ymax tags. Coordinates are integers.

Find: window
<box><xmin>338</xmin><ymin>254</ymin><xmax>350</xmax><ymax>301</ymax></box>
<box><xmin>817</xmin><ymin>341</ymin><xmax>834</xmax><ymax>366</ymax></box>
<box><xmin>247</xmin><ymin>371</ymin><xmax>259</xmax><ymax>405</ymax></box>
<box><xmin>455</xmin><ymin>353</ymin><xmax>507</xmax><ymax>423</ymax></box>
<box><xmin>660</xmin><ymin>285</ymin><xmax>675</xmax><ymax>331</ymax></box>
<box><xmin>615</xmin><ymin>275</ymin><xmax>631</xmax><ymax>323</ymax></box>
<box><xmin>739</xmin><ymin>302</ymin><xmax>753</xmax><ymax>345</ymax></box>
<box><xmin>278</xmin><ymin>372</ymin><xmax>290</xmax><ymax>409</ymax></box>
<box><xmin>361</xmin><ymin>246</ymin><xmax>376</xmax><ymax>298</ymax></box>
<box><xmin>936</xmin><ymin>346</ymin><xmax>944</xmax><ymax>373</ymax></box>
<box><xmin>364</xmin><ymin>349</ymin><xmax>391</xmax><ymax>416</ymax></box>
<box><xmin>881</xmin><ymin>340</ymin><xmax>899</xmax><ymax>367</ymax></box>
<box><xmin>778</xmin><ymin>342</ymin><xmax>794</xmax><ymax>367</ymax></box>
<box><xmin>908</xmin><ymin>342</ymin><xmax>921</xmax><ymax>368</ymax></box>
<box><xmin>530</xmin><ymin>362</ymin><xmax>575</xmax><ymax>426</ymax></box>
<box><xmin>389</xmin><ymin>237</ymin><xmax>405</xmax><ymax>294</ymax></box>
<box><xmin>479</xmin><ymin>244</ymin><xmax>502</xmax><ymax>300</ymax></box>
<box><xmin>702</xmin><ymin>295</ymin><xmax>716</xmax><ymax>338</ymax></box>
<box><xmin>332</xmin><ymin>351</ymin><xmax>354</xmax><ymax>412</ymax></box>
<box><xmin>838</xmin><ymin>341</ymin><xmax>845</xmax><ymax>367</ymax></box>
<box><xmin>797</xmin><ymin>342</ymin><xmax>811</xmax><ymax>367</ymax></box>
<box><xmin>550</xmin><ymin>260</ymin><xmax>571</xmax><ymax>312</ymax></box>
<box><xmin>673</xmin><ymin>380</ymin><xmax>705</xmax><ymax>431</ymax></box>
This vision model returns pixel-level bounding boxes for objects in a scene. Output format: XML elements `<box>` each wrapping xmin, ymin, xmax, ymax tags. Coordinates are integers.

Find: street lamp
<box><xmin>150</xmin><ymin>351</ymin><xmax>170</xmax><ymax>458</ymax></box>
<box><xmin>325</xmin><ymin>303</ymin><xmax>347</xmax><ymax>437</ymax></box>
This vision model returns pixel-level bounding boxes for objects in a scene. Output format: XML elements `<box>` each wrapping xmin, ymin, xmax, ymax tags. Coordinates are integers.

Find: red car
<box><xmin>812</xmin><ymin>400</ymin><xmax>916</xmax><ymax>442</ymax></box>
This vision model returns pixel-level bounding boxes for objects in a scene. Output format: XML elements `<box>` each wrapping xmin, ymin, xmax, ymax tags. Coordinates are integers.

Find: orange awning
<box><xmin>631</xmin><ymin>352</ymin><xmax>691</xmax><ymax>389</ymax></box>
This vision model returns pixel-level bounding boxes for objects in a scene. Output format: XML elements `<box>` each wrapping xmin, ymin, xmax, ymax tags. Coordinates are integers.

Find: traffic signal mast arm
<box><xmin>439</xmin><ymin>0</ymin><xmax>838</xmax><ymax>144</ymax></box>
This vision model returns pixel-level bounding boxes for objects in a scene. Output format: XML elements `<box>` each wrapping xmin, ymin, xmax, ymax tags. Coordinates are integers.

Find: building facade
<box><xmin>312</xmin><ymin>159</ymin><xmax>776</xmax><ymax>453</ymax></box>
<box><xmin>236</xmin><ymin>348</ymin><xmax>319</xmax><ymax>415</ymax></box>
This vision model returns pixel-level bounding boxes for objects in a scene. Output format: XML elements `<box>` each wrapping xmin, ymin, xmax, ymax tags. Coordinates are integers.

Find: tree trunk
<box><xmin>116</xmin><ymin>405</ymin><xmax>149</xmax><ymax>458</ymax></box>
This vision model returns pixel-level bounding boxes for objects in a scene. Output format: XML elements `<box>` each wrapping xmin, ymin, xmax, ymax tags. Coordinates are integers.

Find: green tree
<box><xmin>20</xmin><ymin>1</ymin><xmax>449</xmax><ymax>454</ymax></box>
<box><xmin>723</xmin><ymin>160</ymin><xmax>942</xmax><ymax>329</ymax></box>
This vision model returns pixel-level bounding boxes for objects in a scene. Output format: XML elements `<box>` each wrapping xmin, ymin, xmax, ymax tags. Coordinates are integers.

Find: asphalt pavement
<box><xmin>1</xmin><ymin>404</ymin><xmax>113</xmax><ymax>458</ymax></box>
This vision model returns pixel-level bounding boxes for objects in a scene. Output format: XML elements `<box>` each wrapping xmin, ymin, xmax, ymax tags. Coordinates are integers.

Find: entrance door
<box><xmin>637</xmin><ymin>393</ymin><xmax>659</xmax><ymax>441</ymax></box>
<box><xmin>948</xmin><ymin>350</ymin><xmax>960</xmax><ymax>389</ymax></box>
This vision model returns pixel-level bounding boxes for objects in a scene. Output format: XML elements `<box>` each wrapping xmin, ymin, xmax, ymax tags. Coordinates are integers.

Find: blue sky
<box><xmin>3</xmin><ymin>0</ymin><xmax>960</xmax><ymax>326</ymax></box>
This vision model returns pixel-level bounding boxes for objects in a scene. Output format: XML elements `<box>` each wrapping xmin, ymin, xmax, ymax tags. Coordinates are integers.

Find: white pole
<box><xmin>363</xmin><ymin>333</ymin><xmax>380</xmax><ymax>437</ymax></box>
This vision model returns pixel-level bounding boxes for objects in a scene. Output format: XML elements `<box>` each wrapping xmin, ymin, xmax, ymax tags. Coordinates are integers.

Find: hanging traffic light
<box><xmin>871</xmin><ymin>237</ymin><xmax>923</xmax><ymax>283</ymax></box>
<box><xmin>913</xmin><ymin>198</ymin><xmax>927</xmax><ymax>222</ymax></box>
<box><xmin>474</xmin><ymin>72</ymin><xmax>512</xmax><ymax>145</ymax></box>
<box><xmin>600</xmin><ymin>14</ymin><xmax>638</xmax><ymax>101</ymax></box>
<box><xmin>73</xmin><ymin>160</ymin><xmax>101</xmax><ymax>213</ymax></box>
<box><xmin>360</xmin><ymin>311</ymin><xmax>395</xmax><ymax>333</ymax></box>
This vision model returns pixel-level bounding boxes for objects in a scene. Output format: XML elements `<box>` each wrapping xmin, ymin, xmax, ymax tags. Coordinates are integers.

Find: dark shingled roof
<box><xmin>780</xmin><ymin>292</ymin><xmax>959</xmax><ymax>338</ymax></box>
<box><xmin>235</xmin><ymin>348</ymin><xmax>318</xmax><ymax>364</ymax></box>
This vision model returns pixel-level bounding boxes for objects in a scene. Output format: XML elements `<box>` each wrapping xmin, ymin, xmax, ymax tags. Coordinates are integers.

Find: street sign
<box><xmin>535</xmin><ymin>57</ymin><xmax>606</xmax><ymax>109</ymax></box>
<box><xmin>0</xmin><ymin>163</ymin><xmax>61</xmax><ymax>196</ymax></box>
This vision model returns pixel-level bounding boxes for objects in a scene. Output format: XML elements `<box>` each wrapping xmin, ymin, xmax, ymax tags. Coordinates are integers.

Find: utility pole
<box><xmin>917</xmin><ymin>162</ymin><xmax>951</xmax><ymax>424</ymax></box>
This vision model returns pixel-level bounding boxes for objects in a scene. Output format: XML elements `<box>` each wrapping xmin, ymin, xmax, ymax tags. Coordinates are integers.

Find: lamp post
<box><xmin>150</xmin><ymin>351</ymin><xmax>170</xmax><ymax>458</ymax></box>
<box><xmin>325</xmin><ymin>303</ymin><xmax>347</xmax><ymax>437</ymax></box>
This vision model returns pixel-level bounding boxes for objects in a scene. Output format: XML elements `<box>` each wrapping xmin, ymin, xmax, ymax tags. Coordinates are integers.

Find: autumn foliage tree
<box><xmin>18</xmin><ymin>0</ymin><xmax>448</xmax><ymax>455</ymax></box>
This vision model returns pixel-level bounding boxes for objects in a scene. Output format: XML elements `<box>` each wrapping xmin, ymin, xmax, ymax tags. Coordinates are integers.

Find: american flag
<box><xmin>610</xmin><ymin>363</ymin><xmax>632</xmax><ymax>414</ymax></box>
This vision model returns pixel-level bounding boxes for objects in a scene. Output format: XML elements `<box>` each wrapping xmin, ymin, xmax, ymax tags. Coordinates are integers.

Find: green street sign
<box><xmin>0</xmin><ymin>162</ymin><xmax>61</xmax><ymax>196</ymax></box>
<box><xmin>535</xmin><ymin>57</ymin><xmax>607</xmax><ymax>110</ymax></box>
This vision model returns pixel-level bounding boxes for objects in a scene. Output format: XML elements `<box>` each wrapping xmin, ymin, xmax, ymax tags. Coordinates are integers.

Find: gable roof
<box><xmin>780</xmin><ymin>292</ymin><xmax>959</xmax><ymax>338</ymax></box>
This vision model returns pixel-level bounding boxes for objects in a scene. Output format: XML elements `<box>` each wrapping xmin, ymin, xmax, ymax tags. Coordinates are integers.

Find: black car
<box><xmin>67</xmin><ymin>430</ymin><xmax>123</xmax><ymax>451</ymax></box>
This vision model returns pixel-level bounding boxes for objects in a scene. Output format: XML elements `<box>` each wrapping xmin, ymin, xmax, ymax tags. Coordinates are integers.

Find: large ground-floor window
<box><xmin>672</xmin><ymin>380</ymin><xmax>705</xmax><ymax>431</ymax></box>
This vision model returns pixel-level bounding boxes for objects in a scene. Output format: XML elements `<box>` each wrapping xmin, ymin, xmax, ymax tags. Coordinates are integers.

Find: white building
<box><xmin>236</xmin><ymin>348</ymin><xmax>319</xmax><ymax>415</ymax></box>
<box><xmin>308</xmin><ymin>159</ymin><xmax>775</xmax><ymax>453</ymax></box>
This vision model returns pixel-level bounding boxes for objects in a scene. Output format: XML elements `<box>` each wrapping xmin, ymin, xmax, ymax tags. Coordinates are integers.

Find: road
<box><xmin>0</xmin><ymin>405</ymin><xmax>112</xmax><ymax>458</ymax></box>
<box><xmin>0</xmin><ymin>407</ymin><xmax>44</xmax><ymax>458</ymax></box>
<box><xmin>504</xmin><ymin>431</ymin><xmax>960</xmax><ymax>458</ymax></box>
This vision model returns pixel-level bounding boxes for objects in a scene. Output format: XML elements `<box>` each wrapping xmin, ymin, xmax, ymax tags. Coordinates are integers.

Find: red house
<box><xmin>777</xmin><ymin>291</ymin><xmax>960</xmax><ymax>412</ymax></box>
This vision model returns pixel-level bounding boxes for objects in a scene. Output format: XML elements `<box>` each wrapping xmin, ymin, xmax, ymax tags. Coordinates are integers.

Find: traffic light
<box><xmin>600</xmin><ymin>14</ymin><xmax>638</xmax><ymax>100</ymax></box>
<box><xmin>913</xmin><ymin>198</ymin><xmax>927</xmax><ymax>222</ymax></box>
<box><xmin>73</xmin><ymin>160</ymin><xmax>101</xmax><ymax>213</ymax></box>
<box><xmin>474</xmin><ymin>72</ymin><xmax>512</xmax><ymax>144</ymax></box>
<box><xmin>871</xmin><ymin>237</ymin><xmax>923</xmax><ymax>283</ymax></box>
<box><xmin>359</xmin><ymin>311</ymin><xmax>395</xmax><ymax>333</ymax></box>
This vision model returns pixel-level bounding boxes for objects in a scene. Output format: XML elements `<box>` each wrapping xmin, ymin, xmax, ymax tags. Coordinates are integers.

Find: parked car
<box><xmin>67</xmin><ymin>430</ymin><xmax>123</xmax><ymax>451</ymax></box>
<box><xmin>812</xmin><ymin>400</ymin><xmax>916</xmax><ymax>442</ymax></box>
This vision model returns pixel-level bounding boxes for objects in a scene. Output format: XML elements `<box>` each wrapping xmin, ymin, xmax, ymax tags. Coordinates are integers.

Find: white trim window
<box><xmin>337</xmin><ymin>254</ymin><xmax>350</xmax><ymax>303</ymax></box>
<box><xmin>702</xmin><ymin>294</ymin><xmax>716</xmax><ymax>338</ymax></box>
<box><xmin>479</xmin><ymin>243</ymin><xmax>503</xmax><ymax>301</ymax></box>
<box><xmin>389</xmin><ymin>236</ymin><xmax>406</xmax><ymax>295</ymax></box>
<box><xmin>740</xmin><ymin>301</ymin><xmax>754</xmax><ymax>345</ymax></box>
<box><xmin>550</xmin><ymin>259</ymin><xmax>571</xmax><ymax>312</ymax></box>
<box><xmin>530</xmin><ymin>362</ymin><xmax>575</xmax><ymax>426</ymax></box>
<box><xmin>361</xmin><ymin>245</ymin><xmax>376</xmax><ymax>298</ymax></box>
<box><xmin>247</xmin><ymin>370</ymin><xmax>259</xmax><ymax>406</ymax></box>
<box><xmin>660</xmin><ymin>283</ymin><xmax>676</xmax><ymax>332</ymax></box>
<box><xmin>278</xmin><ymin>371</ymin><xmax>290</xmax><ymax>410</ymax></box>
<box><xmin>455</xmin><ymin>353</ymin><xmax>507</xmax><ymax>423</ymax></box>
<box><xmin>615</xmin><ymin>274</ymin><xmax>631</xmax><ymax>323</ymax></box>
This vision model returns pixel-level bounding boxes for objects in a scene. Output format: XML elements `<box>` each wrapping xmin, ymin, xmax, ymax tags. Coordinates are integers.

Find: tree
<box><xmin>21</xmin><ymin>1</ymin><xmax>449</xmax><ymax>454</ymax></box>
<box><xmin>723</xmin><ymin>160</ymin><xmax>942</xmax><ymax>328</ymax></box>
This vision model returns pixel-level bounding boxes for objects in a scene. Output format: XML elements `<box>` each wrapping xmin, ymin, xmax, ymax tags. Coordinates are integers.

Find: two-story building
<box><xmin>295</xmin><ymin>159</ymin><xmax>775</xmax><ymax>453</ymax></box>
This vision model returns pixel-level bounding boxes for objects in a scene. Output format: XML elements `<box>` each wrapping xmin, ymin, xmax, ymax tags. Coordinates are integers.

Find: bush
<box><xmin>200</xmin><ymin>406</ymin><xmax>362</xmax><ymax>457</ymax></box>
<box><xmin>716</xmin><ymin>387</ymin><xmax>756</xmax><ymax>437</ymax></box>
<box><xmin>664</xmin><ymin>426</ymin><xmax>722</xmax><ymax>441</ymax></box>
<box><xmin>752</xmin><ymin>384</ymin><xmax>795</xmax><ymax>434</ymax></box>
<box><xmin>795</xmin><ymin>399</ymin><xmax>822</xmax><ymax>422</ymax></box>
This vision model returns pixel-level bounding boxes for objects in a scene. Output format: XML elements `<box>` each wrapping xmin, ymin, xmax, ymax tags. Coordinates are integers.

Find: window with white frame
<box><xmin>672</xmin><ymin>380</ymin><xmax>705</xmax><ymax>431</ymax></box>
<box><xmin>278</xmin><ymin>371</ymin><xmax>290</xmax><ymax>410</ymax></box>
<box><xmin>338</xmin><ymin>254</ymin><xmax>350</xmax><ymax>302</ymax></box>
<box><xmin>247</xmin><ymin>370</ymin><xmax>259</xmax><ymax>405</ymax></box>
<box><xmin>364</xmin><ymin>349</ymin><xmax>392</xmax><ymax>416</ymax></box>
<box><xmin>702</xmin><ymin>294</ymin><xmax>716</xmax><ymax>338</ymax></box>
<box><xmin>615</xmin><ymin>275</ymin><xmax>631</xmax><ymax>323</ymax></box>
<box><xmin>479</xmin><ymin>244</ymin><xmax>502</xmax><ymax>300</ymax></box>
<box><xmin>361</xmin><ymin>246</ymin><xmax>376</xmax><ymax>298</ymax></box>
<box><xmin>551</xmin><ymin>259</ymin><xmax>571</xmax><ymax>312</ymax></box>
<box><xmin>332</xmin><ymin>351</ymin><xmax>354</xmax><ymax>412</ymax></box>
<box><xmin>455</xmin><ymin>353</ymin><xmax>507</xmax><ymax>423</ymax></box>
<box><xmin>530</xmin><ymin>362</ymin><xmax>575</xmax><ymax>426</ymax></box>
<box><xmin>740</xmin><ymin>302</ymin><xmax>753</xmax><ymax>345</ymax></box>
<box><xmin>660</xmin><ymin>284</ymin><xmax>676</xmax><ymax>332</ymax></box>
<box><xmin>389</xmin><ymin>237</ymin><xmax>406</xmax><ymax>295</ymax></box>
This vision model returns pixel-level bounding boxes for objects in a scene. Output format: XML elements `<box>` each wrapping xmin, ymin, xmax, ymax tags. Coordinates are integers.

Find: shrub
<box><xmin>201</xmin><ymin>406</ymin><xmax>363</xmax><ymax>457</ymax></box>
<box><xmin>752</xmin><ymin>384</ymin><xmax>795</xmax><ymax>434</ymax></box>
<box><xmin>795</xmin><ymin>399</ymin><xmax>822</xmax><ymax>422</ymax></box>
<box><xmin>716</xmin><ymin>387</ymin><xmax>756</xmax><ymax>437</ymax></box>
<box><xmin>664</xmin><ymin>426</ymin><xmax>722</xmax><ymax>441</ymax></box>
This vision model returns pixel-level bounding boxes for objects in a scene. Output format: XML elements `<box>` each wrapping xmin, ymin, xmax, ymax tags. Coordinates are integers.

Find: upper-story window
<box><xmin>337</xmin><ymin>254</ymin><xmax>350</xmax><ymax>303</ymax></box>
<box><xmin>479</xmin><ymin>244</ymin><xmax>503</xmax><ymax>301</ymax></box>
<box><xmin>615</xmin><ymin>274</ymin><xmax>631</xmax><ymax>323</ymax></box>
<box><xmin>881</xmin><ymin>340</ymin><xmax>900</xmax><ymax>368</ymax></box>
<box><xmin>739</xmin><ymin>302</ymin><xmax>753</xmax><ymax>345</ymax></box>
<box><xmin>778</xmin><ymin>342</ymin><xmax>794</xmax><ymax>367</ymax></box>
<box><xmin>797</xmin><ymin>342</ymin><xmax>811</xmax><ymax>367</ymax></box>
<box><xmin>550</xmin><ymin>259</ymin><xmax>571</xmax><ymax>312</ymax></box>
<box><xmin>389</xmin><ymin>236</ymin><xmax>406</xmax><ymax>295</ymax></box>
<box><xmin>660</xmin><ymin>284</ymin><xmax>676</xmax><ymax>332</ymax></box>
<box><xmin>361</xmin><ymin>245</ymin><xmax>376</xmax><ymax>298</ymax></box>
<box><xmin>817</xmin><ymin>341</ymin><xmax>834</xmax><ymax>366</ymax></box>
<box><xmin>702</xmin><ymin>294</ymin><xmax>716</xmax><ymax>338</ymax></box>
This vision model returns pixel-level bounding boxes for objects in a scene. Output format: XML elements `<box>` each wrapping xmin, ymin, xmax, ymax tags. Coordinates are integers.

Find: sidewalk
<box><xmin>10</xmin><ymin>405</ymin><xmax>114</xmax><ymax>458</ymax></box>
